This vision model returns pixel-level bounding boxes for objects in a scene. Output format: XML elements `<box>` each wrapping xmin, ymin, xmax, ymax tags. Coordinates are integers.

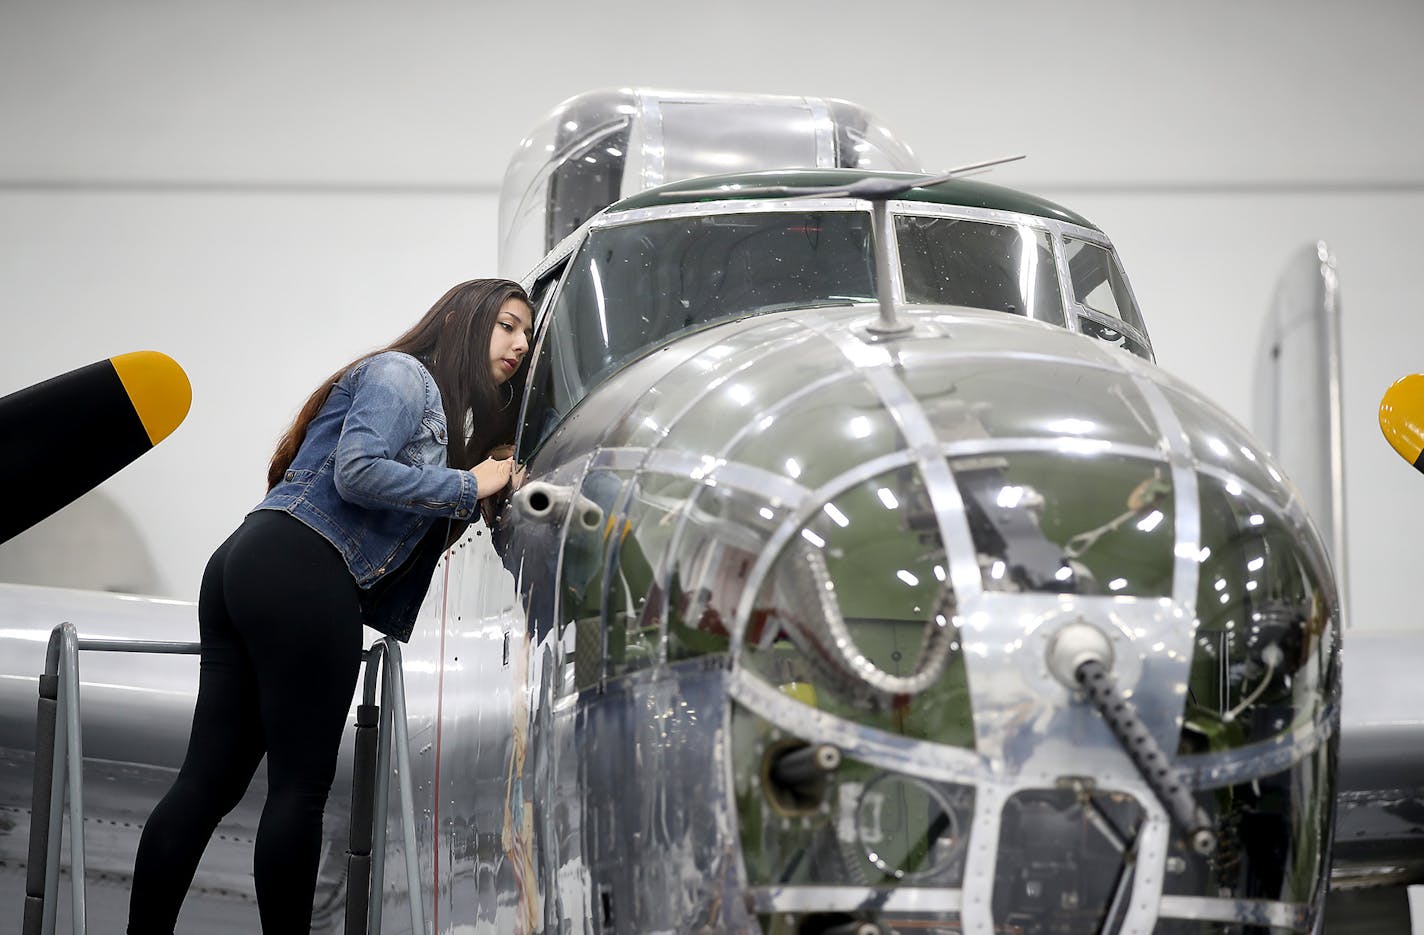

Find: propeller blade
<box><xmin>0</xmin><ymin>351</ymin><xmax>192</xmax><ymax>543</ymax></box>
<box><xmin>1380</xmin><ymin>374</ymin><xmax>1424</xmax><ymax>473</ymax></box>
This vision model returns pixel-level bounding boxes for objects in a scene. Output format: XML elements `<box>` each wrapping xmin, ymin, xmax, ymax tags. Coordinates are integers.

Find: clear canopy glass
<box><xmin>1065</xmin><ymin>236</ymin><xmax>1146</xmax><ymax>335</ymax></box>
<box><xmin>519</xmin><ymin>207</ymin><xmax>1136</xmax><ymax>459</ymax></box>
<box><xmin>498</xmin><ymin>88</ymin><xmax>920</xmax><ymax>276</ymax></box>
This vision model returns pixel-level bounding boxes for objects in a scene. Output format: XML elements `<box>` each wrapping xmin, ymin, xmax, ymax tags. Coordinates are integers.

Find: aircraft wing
<box><xmin>1333</xmin><ymin>628</ymin><xmax>1424</xmax><ymax>891</ymax></box>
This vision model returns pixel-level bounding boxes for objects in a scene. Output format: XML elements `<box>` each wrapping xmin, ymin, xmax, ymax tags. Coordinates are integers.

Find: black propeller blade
<box><xmin>0</xmin><ymin>351</ymin><xmax>191</xmax><ymax>544</ymax></box>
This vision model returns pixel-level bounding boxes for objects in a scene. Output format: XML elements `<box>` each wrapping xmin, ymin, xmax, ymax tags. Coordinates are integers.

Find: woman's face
<box><xmin>489</xmin><ymin>298</ymin><xmax>534</xmax><ymax>385</ymax></box>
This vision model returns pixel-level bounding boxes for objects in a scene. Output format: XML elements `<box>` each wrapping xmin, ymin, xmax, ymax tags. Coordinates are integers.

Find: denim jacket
<box><xmin>255</xmin><ymin>351</ymin><xmax>481</xmax><ymax>639</ymax></box>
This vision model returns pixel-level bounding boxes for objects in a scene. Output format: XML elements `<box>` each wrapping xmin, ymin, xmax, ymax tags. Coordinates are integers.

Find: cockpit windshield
<box><xmin>520</xmin><ymin>210</ymin><xmax>876</xmax><ymax>454</ymax></box>
<box><xmin>1065</xmin><ymin>237</ymin><xmax>1141</xmax><ymax>328</ymax></box>
<box><xmin>896</xmin><ymin>215</ymin><xmax>1064</xmax><ymax>325</ymax></box>
<box><xmin>549</xmin><ymin>210</ymin><xmax>876</xmax><ymax>390</ymax></box>
<box><xmin>519</xmin><ymin>208</ymin><xmax>1136</xmax><ymax>458</ymax></box>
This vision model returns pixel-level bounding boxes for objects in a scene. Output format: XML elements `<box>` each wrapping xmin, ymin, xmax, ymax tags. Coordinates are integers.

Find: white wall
<box><xmin>1</xmin><ymin>0</ymin><xmax>1420</xmax><ymax>631</ymax></box>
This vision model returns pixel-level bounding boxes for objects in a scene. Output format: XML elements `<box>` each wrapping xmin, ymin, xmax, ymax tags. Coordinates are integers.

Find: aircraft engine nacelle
<box><xmin>500</xmin><ymin>303</ymin><xmax>1340</xmax><ymax>934</ymax></box>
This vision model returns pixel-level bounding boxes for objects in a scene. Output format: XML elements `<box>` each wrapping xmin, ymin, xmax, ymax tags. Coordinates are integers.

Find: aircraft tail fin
<box><xmin>1251</xmin><ymin>242</ymin><xmax>1347</xmax><ymax>617</ymax></box>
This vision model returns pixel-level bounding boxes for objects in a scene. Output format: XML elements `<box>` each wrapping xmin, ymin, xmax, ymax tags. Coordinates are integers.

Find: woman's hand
<box><xmin>471</xmin><ymin>457</ymin><xmax>514</xmax><ymax>500</ymax></box>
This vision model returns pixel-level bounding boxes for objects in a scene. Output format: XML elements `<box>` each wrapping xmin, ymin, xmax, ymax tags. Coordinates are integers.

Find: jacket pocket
<box><xmin>402</xmin><ymin>416</ymin><xmax>449</xmax><ymax>466</ymax></box>
<box><xmin>422</xmin><ymin>415</ymin><xmax>449</xmax><ymax>446</ymax></box>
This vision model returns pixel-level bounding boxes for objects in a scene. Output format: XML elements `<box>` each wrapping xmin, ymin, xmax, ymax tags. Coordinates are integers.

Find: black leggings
<box><xmin>128</xmin><ymin>510</ymin><xmax>364</xmax><ymax>934</ymax></box>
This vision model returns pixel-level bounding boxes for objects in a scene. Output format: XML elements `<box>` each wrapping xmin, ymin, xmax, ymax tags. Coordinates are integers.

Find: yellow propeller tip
<box><xmin>110</xmin><ymin>351</ymin><xmax>192</xmax><ymax>445</ymax></box>
<box><xmin>1379</xmin><ymin>373</ymin><xmax>1424</xmax><ymax>470</ymax></box>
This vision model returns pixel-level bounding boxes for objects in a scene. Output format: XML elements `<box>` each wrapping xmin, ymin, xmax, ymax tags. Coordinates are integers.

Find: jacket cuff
<box><xmin>451</xmin><ymin>468</ymin><xmax>480</xmax><ymax>520</ymax></box>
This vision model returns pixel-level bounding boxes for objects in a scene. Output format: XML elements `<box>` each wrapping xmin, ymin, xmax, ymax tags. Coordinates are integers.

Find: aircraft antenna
<box><xmin>868</xmin><ymin>198</ymin><xmax>905</xmax><ymax>334</ymax></box>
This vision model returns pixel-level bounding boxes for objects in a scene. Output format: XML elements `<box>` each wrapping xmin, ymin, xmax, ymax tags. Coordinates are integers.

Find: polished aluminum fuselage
<box><xmin>496</xmin><ymin>302</ymin><xmax>1341</xmax><ymax>932</ymax></box>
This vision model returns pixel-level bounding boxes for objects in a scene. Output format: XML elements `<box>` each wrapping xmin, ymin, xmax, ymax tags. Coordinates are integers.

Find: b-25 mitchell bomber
<box><xmin>3</xmin><ymin>88</ymin><xmax>1417</xmax><ymax>935</ymax></box>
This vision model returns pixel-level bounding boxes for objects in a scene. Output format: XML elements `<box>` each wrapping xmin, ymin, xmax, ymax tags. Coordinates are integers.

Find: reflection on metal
<box><xmin>746</xmin><ymin>885</ymin><xmax>963</xmax><ymax>913</ymax></box>
<box><xmin>1158</xmin><ymin>894</ymin><xmax>1310</xmax><ymax>929</ymax></box>
<box><xmin>497</xmin><ymin>287</ymin><xmax>1335</xmax><ymax>930</ymax></box>
<box><xmin>512</xmin><ymin>480</ymin><xmax>604</xmax><ymax>532</ymax></box>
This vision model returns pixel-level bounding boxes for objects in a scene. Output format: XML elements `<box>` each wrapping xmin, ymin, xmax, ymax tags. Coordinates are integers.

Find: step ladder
<box><xmin>21</xmin><ymin>622</ymin><xmax>426</xmax><ymax>935</ymax></box>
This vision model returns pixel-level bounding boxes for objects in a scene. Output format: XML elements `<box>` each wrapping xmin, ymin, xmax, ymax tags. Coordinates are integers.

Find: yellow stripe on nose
<box><xmin>1379</xmin><ymin>373</ymin><xmax>1424</xmax><ymax>470</ymax></box>
<box><xmin>109</xmin><ymin>350</ymin><xmax>192</xmax><ymax>446</ymax></box>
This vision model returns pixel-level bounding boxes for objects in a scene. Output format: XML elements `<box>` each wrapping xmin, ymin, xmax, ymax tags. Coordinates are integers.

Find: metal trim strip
<box><xmin>745</xmin><ymin>885</ymin><xmax>963</xmax><ymax>913</ymax></box>
<box><xmin>1157</xmin><ymin>894</ymin><xmax>1309</xmax><ymax>930</ymax></box>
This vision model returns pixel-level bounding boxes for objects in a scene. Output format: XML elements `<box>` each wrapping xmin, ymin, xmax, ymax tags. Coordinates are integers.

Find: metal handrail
<box><xmin>22</xmin><ymin>624</ymin><xmax>199</xmax><ymax>935</ymax></box>
<box><xmin>345</xmin><ymin>637</ymin><xmax>425</xmax><ymax>935</ymax></box>
<box><xmin>22</xmin><ymin>623</ymin><xmax>425</xmax><ymax>935</ymax></box>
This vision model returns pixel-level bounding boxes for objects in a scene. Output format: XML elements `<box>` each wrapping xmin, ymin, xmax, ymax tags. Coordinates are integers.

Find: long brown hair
<box><xmin>267</xmin><ymin>279</ymin><xmax>532</xmax><ymax>489</ymax></box>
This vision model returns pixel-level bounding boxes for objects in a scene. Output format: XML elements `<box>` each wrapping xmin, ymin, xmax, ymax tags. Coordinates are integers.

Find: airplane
<box><xmin>1</xmin><ymin>87</ymin><xmax>1420</xmax><ymax>935</ymax></box>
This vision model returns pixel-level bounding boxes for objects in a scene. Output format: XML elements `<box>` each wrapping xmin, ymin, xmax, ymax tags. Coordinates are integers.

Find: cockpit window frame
<box><xmin>1051</xmin><ymin>228</ymin><xmax>1155</xmax><ymax>360</ymax></box>
<box><xmin>890</xmin><ymin>204</ymin><xmax>1068</xmax><ymax>327</ymax></box>
<box><xmin>886</xmin><ymin>200</ymin><xmax>1154</xmax><ymax>360</ymax></box>
<box><xmin>515</xmin><ymin>200</ymin><xmax>876</xmax><ymax>464</ymax></box>
<box><xmin>514</xmin><ymin>198</ymin><xmax>1155</xmax><ymax>464</ymax></box>
<box><xmin>515</xmin><ymin>243</ymin><xmax>579</xmax><ymax>463</ymax></box>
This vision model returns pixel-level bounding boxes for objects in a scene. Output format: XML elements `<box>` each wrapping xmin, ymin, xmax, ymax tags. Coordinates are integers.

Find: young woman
<box><xmin>127</xmin><ymin>278</ymin><xmax>535</xmax><ymax>934</ymax></box>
